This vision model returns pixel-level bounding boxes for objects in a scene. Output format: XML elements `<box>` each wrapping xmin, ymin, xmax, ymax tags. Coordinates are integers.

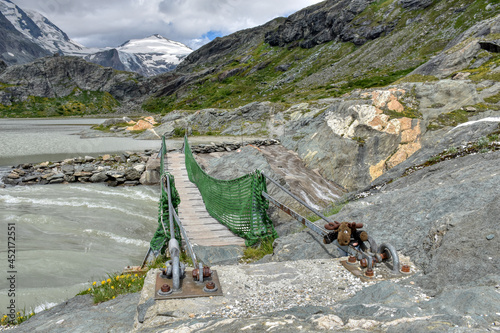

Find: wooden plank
<box><xmin>165</xmin><ymin>152</ymin><xmax>245</xmax><ymax>248</ymax></box>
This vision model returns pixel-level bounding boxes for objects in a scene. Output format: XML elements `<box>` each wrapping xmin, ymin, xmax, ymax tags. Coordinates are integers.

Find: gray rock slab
<box><xmin>12</xmin><ymin>293</ymin><xmax>140</xmax><ymax>333</ymax></box>
<box><xmin>274</xmin><ymin>150</ymin><xmax>500</xmax><ymax>295</ymax></box>
<box><xmin>192</xmin><ymin>245</ymin><xmax>244</xmax><ymax>266</ymax></box>
<box><xmin>89</xmin><ymin>172</ymin><xmax>108</xmax><ymax>183</ymax></box>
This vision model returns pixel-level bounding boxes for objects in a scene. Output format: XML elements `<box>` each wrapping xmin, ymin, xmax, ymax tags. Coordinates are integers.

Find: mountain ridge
<box><xmin>0</xmin><ymin>0</ymin><xmax>192</xmax><ymax>76</ymax></box>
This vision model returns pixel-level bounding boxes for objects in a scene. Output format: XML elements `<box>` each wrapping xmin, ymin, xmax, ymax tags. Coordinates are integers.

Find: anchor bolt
<box><xmin>161</xmin><ymin>284</ymin><xmax>171</xmax><ymax>293</ymax></box>
<box><xmin>347</xmin><ymin>256</ymin><xmax>357</xmax><ymax>264</ymax></box>
<box><xmin>401</xmin><ymin>265</ymin><xmax>411</xmax><ymax>274</ymax></box>
<box><xmin>365</xmin><ymin>268</ymin><xmax>374</xmax><ymax>277</ymax></box>
<box><xmin>360</xmin><ymin>258</ymin><xmax>368</xmax><ymax>268</ymax></box>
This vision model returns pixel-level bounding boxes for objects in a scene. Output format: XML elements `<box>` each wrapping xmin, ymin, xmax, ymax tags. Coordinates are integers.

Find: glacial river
<box><xmin>0</xmin><ymin>118</ymin><xmax>163</xmax><ymax>313</ymax></box>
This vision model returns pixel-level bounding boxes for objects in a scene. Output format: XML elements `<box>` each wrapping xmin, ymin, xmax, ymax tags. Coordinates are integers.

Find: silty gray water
<box><xmin>0</xmin><ymin>119</ymin><xmax>162</xmax><ymax>312</ymax></box>
<box><xmin>0</xmin><ymin>118</ymin><xmax>160</xmax><ymax>166</ymax></box>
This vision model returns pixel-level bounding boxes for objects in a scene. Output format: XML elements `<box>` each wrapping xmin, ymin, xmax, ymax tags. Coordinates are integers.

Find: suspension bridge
<box><xmin>144</xmin><ymin>136</ymin><xmax>403</xmax><ymax>300</ymax></box>
<box><xmin>165</xmin><ymin>151</ymin><xmax>245</xmax><ymax>247</ymax></box>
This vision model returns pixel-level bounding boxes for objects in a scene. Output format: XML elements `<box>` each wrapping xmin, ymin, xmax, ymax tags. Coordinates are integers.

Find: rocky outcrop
<box><xmin>275</xmin><ymin>78</ymin><xmax>498</xmax><ymax>192</ymax></box>
<box><xmin>267</xmin><ymin>146</ymin><xmax>500</xmax><ymax>292</ymax></box>
<box><xmin>176</xmin><ymin>18</ymin><xmax>283</xmax><ymax>73</ymax></box>
<box><xmin>0</xmin><ymin>56</ymin><xmax>145</xmax><ymax>107</ymax></box>
<box><xmin>12</xmin><ymin>293</ymin><xmax>140</xmax><ymax>333</ymax></box>
<box><xmin>265</xmin><ymin>0</ymin><xmax>397</xmax><ymax>48</ymax></box>
<box><xmin>0</xmin><ymin>11</ymin><xmax>50</xmax><ymax>66</ymax></box>
<box><xmin>138</xmin><ymin>101</ymin><xmax>282</xmax><ymax>140</ymax></box>
<box><xmin>412</xmin><ymin>14</ymin><xmax>500</xmax><ymax>78</ymax></box>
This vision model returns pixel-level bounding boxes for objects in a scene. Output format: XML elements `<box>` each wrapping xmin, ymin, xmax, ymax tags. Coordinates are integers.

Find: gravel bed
<box><xmin>204</xmin><ymin>259</ymin><xmax>376</xmax><ymax>319</ymax></box>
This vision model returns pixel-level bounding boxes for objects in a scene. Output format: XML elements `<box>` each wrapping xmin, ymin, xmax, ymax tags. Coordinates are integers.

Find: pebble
<box><xmin>199</xmin><ymin>259</ymin><xmax>380</xmax><ymax>319</ymax></box>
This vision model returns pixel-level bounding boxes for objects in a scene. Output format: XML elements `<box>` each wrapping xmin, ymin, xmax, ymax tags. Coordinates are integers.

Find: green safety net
<box><xmin>184</xmin><ymin>136</ymin><xmax>278</xmax><ymax>246</ymax></box>
<box><xmin>150</xmin><ymin>136</ymin><xmax>182</xmax><ymax>253</ymax></box>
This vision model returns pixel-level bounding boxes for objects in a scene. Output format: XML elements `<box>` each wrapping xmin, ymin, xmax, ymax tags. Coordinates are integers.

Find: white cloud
<box><xmin>12</xmin><ymin>0</ymin><xmax>323</xmax><ymax>49</ymax></box>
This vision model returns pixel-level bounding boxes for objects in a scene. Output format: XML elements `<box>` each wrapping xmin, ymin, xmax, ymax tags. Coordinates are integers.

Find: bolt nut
<box><xmin>347</xmin><ymin>256</ymin><xmax>357</xmax><ymax>264</ymax></box>
<box><xmin>202</xmin><ymin>266</ymin><xmax>212</xmax><ymax>278</ymax></box>
<box><xmin>161</xmin><ymin>284</ymin><xmax>171</xmax><ymax>293</ymax></box>
<box><xmin>360</xmin><ymin>258</ymin><xmax>368</xmax><ymax>268</ymax></box>
<box><xmin>205</xmin><ymin>281</ymin><xmax>216</xmax><ymax>290</ymax></box>
<box><xmin>401</xmin><ymin>265</ymin><xmax>411</xmax><ymax>274</ymax></box>
<box><xmin>365</xmin><ymin>268</ymin><xmax>374</xmax><ymax>277</ymax></box>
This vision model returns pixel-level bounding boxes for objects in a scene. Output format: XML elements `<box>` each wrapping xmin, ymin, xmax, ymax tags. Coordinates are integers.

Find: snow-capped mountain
<box><xmin>0</xmin><ymin>0</ymin><xmax>86</xmax><ymax>56</ymax></box>
<box><xmin>0</xmin><ymin>0</ymin><xmax>192</xmax><ymax>76</ymax></box>
<box><xmin>84</xmin><ymin>35</ymin><xmax>192</xmax><ymax>76</ymax></box>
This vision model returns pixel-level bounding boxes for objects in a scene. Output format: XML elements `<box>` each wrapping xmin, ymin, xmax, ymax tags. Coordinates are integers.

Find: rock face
<box><xmin>412</xmin><ymin>14</ymin><xmax>500</xmax><ymax>78</ymax></box>
<box><xmin>148</xmin><ymin>102</ymin><xmax>281</xmax><ymax>139</ymax></box>
<box><xmin>276</xmin><ymin>79</ymin><xmax>496</xmax><ymax>192</ymax></box>
<box><xmin>0</xmin><ymin>56</ymin><xmax>145</xmax><ymax>106</ymax></box>
<box><xmin>176</xmin><ymin>18</ymin><xmax>283</xmax><ymax>73</ymax></box>
<box><xmin>269</xmin><ymin>149</ymin><xmax>500</xmax><ymax>293</ymax></box>
<box><xmin>12</xmin><ymin>293</ymin><xmax>140</xmax><ymax>333</ymax></box>
<box><xmin>265</xmin><ymin>0</ymin><xmax>393</xmax><ymax>48</ymax></box>
<box><xmin>0</xmin><ymin>11</ymin><xmax>49</xmax><ymax>65</ymax></box>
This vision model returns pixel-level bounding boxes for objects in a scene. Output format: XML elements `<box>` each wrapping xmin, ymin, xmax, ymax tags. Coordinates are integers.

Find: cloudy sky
<box><xmin>13</xmin><ymin>0</ymin><xmax>323</xmax><ymax>50</ymax></box>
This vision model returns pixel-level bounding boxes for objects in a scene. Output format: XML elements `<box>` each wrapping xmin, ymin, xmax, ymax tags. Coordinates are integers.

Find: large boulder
<box><xmin>89</xmin><ymin>172</ymin><xmax>108</xmax><ymax>183</ymax></box>
<box><xmin>269</xmin><ymin>149</ymin><xmax>500</xmax><ymax>294</ymax></box>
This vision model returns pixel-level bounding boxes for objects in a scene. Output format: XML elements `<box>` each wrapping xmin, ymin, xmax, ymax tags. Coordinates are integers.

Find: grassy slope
<box><xmin>0</xmin><ymin>88</ymin><xmax>120</xmax><ymax>118</ymax></box>
<box><xmin>144</xmin><ymin>0</ymin><xmax>498</xmax><ymax>114</ymax></box>
<box><xmin>0</xmin><ymin>0</ymin><xmax>497</xmax><ymax>118</ymax></box>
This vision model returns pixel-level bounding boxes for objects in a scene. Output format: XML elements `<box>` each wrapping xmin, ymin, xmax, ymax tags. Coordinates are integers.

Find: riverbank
<box><xmin>1</xmin><ymin>139</ymin><xmax>281</xmax><ymax>188</ymax></box>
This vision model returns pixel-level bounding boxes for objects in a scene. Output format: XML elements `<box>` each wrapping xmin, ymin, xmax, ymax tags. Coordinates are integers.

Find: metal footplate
<box><xmin>154</xmin><ymin>269</ymin><xmax>223</xmax><ymax>300</ymax></box>
<box><xmin>341</xmin><ymin>257</ymin><xmax>414</xmax><ymax>282</ymax></box>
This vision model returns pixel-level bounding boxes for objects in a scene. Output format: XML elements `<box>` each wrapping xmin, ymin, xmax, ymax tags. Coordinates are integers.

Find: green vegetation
<box><xmin>0</xmin><ymin>89</ymin><xmax>120</xmax><ymax>118</ymax></box>
<box><xmin>308</xmin><ymin>199</ymin><xmax>348</xmax><ymax>223</ymax></box>
<box><xmin>404</xmin><ymin>134</ymin><xmax>500</xmax><ymax>176</ymax></box>
<box><xmin>141</xmin><ymin>40</ymin><xmax>419</xmax><ymax>114</ymax></box>
<box><xmin>344</xmin><ymin>68</ymin><xmax>417</xmax><ymax>91</ymax></box>
<box><xmin>92</xmin><ymin>122</ymin><xmax>130</xmax><ymax>132</ymax></box>
<box><xmin>352</xmin><ymin>136</ymin><xmax>366</xmax><ymax>146</ymax></box>
<box><xmin>435</xmin><ymin>109</ymin><xmax>469</xmax><ymax>127</ymax></box>
<box><xmin>384</xmin><ymin>106</ymin><xmax>422</xmax><ymax>120</ymax></box>
<box><xmin>1</xmin><ymin>309</ymin><xmax>35</xmax><ymax>327</ymax></box>
<box><xmin>395</xmin><ymin>74</ymin><xmax>439</xmax><ymax>84</ymax></box>
<box><xmin>427</xmin><ymin>100</ymin><xmax>500</xmax><ymax>131</ymax></box>
<box><xmin>241</xmin><ymin>237</ymin><xmax>275</xmax><ymax>262</ymax></box>
<box><xmin>484</xmin><ymin>92</ymin><xmax>500</xmax><ymax>104</ymax></box>
<box><xmin>467</xmin><ymin>53</ymin><xmax>500</xmax><ymax>82</ymax></box>
<box><xmin>77</xmin><ymin>253</ymin><xmax>193</xmax><ymax>304</ymax></box>
<box><xmin>173</xmin><ymin>127</ymin><xmax>186</xmax><ymax>137</ymax></box>
<box><xmin>77</xmin><ymin>272</ymin><xmax>146</xmax><ymax>304</ymax></box>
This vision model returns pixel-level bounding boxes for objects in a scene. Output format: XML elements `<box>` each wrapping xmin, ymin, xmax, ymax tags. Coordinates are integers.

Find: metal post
<box><xmin>166</xmin><ymin>173</ymin><xmax>181</xmax><ymax>290</ymax></box>
<box><xmin>171</xmin><ymin>208</ymin><xmax>198</xmax><ymax>268</ymax></box>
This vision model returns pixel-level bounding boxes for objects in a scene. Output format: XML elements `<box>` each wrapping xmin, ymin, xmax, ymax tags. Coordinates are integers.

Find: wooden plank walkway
<box><xmin>166</xmin><ymin>152</ymin><xmax>246</xmax><ymax>247</ymax></box>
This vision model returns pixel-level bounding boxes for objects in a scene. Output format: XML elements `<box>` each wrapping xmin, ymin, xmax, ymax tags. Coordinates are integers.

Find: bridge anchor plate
<box><xmin>341</xmin><ymin>260</ymin><xmax>413</xmax><ymax>282</ymax></box>
<box><xmin>154</xmin><ymin>269</ymin><xmax>223</xmax><ymax>300</ymax></box>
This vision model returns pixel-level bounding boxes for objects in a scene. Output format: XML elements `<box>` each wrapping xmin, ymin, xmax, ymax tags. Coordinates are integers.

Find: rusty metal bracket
<box><xmin>341</xmin><ymin>259</ymin><xmax>413</xmax><ymax>282</ymax></box>
<box><xmin>155</xmin><ymin>270</ymin><xmax>223</xmax><ymax>300</ymax></box>
<box><xmin>262</xmin><ymin>175</ymin><xmax>406</xmax><ymax>282</ymax></box>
